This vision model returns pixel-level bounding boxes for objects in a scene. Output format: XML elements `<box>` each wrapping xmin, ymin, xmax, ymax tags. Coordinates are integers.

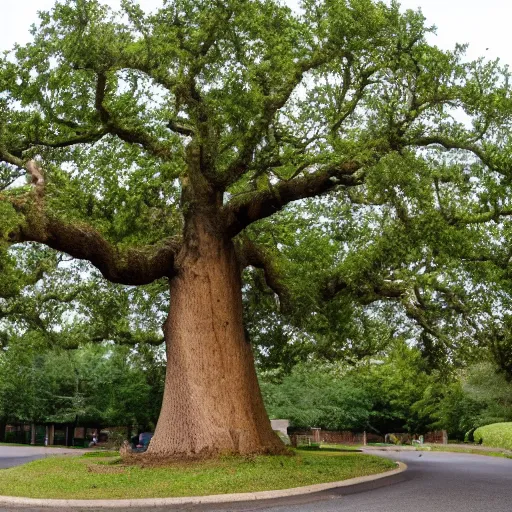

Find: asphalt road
<box><xmin>1</xmin><ymin>449</ymin><xmax>512</xmax><ymax>511</ymax></box>
<box><xmin>0</xmin><ymin>445</ymin><xmax>86</xmax><ymax>469</ymax></box>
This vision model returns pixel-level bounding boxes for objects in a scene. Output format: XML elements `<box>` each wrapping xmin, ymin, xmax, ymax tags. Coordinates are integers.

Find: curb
<box><xmin>0</xmin><ymin>462</ymin><xmax>406</xmax><ymax>508</ymax></box>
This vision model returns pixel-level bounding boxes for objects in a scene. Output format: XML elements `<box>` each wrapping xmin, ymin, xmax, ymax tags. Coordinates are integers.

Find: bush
<box><xmin>473</xmin><ymin>423</ymin><xmax>512</xmax><ymax>450</ymax></box>
<box><xmin>102</xmin><ymin>430</ymin><xmax>126</xmax><ymax>450</ymax></box>
<box><xmin>464</xmin><ymin>428</ymin><xmax>476</xmax><ymax>443</ymax></box>
<box><xmin>298</xmin><ymin>443</ymin><xmax>321</xmax><ymax>450</ymax></box>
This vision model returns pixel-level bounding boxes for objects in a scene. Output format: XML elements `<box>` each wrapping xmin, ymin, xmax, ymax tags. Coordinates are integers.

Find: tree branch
<box><xmin>237</xmin><ymin>238</ymin><xmax>291</xmax><ymax>313</ymax></box>
<box><xmin>13</xmin><ymin>218</ymin><xmax>179</xmax><ymax>286</ymax></box>
<box><xmin>90</xmin><ymin>329</ymin><xmax>164</xmax><ymax>346</ymax></box>
<box><xmin>94</xmin><ymin>72</ymin><xmax>174</xmax><ymax>160</ymax></box>
<box><xmin>26</xmin><ymin>160</ymin><xmax>44</xmax><ymax>197</ymax></box>
<box><xmin>30</xmin><ymin>129</ymin><xmax>108</xmax><ymax>150</ymax></box>
<box><xmin>1</xmin><ymin>160</ymin><xmax>180</xmax><ymax>286</ymax></box>
<box><xmin>221</xmin><ymin>51</ymin><xmax>348</xmax><ymax>187</ymax></box>
<box><xmin>224</xmin><ymin>161</ymin><xmax>362</xmax><ymax>236</ymax></box>
<box><xmin>330</xmin><ymin>66</ymin><xmax>377</xmax><ymax>134</ymax></box>
<box><xmin>167</xmin><ymin>120</ymin><xmax>195</xmax><ymax>137</ymax></box>
<box><xmin>409</xmin><ymin>135</ymin><xmax>506</xmax><ymax>174</ymax></box>
<box><xmin>0</xmin><ymin>149</ymin><xmax>24</xmax><ymax>169</ymax></box>
<box><xmin>323</xmin><ymin>275</ymin><xmax>446</xmax><ymax>340</ymax></box>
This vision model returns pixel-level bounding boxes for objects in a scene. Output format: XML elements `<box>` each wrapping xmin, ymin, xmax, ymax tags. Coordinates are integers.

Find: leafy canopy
<box><xmin>1</xmin><ymin>0</ymin><xmax>512</xmax><ymax>370</ymax></box>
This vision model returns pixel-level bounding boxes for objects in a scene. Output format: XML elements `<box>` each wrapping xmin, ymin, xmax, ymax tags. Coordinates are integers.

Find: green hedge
<box><xmin>474</xmin><ymin>423</ymin><xmax>512</xmax><ymax>450</ymax></box>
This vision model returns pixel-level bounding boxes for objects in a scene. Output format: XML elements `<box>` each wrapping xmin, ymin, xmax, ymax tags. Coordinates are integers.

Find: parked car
<box><xmin>131</xmin><ymin>432</ymin><xmax>154</xmax><ymax>452</ymax></box>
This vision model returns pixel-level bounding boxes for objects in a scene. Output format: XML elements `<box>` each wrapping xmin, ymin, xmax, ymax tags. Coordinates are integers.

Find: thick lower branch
<box><xmin>1</xmin><ymin>160</ymin><xmax>180</xmax><ymax>286</ymax></box>
<box><xmin>12</xmin><ymin>218</ymin><xmax>179</xmax><ymax>285</ymax></box>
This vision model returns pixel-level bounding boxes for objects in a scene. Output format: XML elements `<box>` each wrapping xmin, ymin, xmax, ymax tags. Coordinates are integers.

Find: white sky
<box><xmin>1</xmin><ymin>0</ymin><xmax>511</xmax><ymax>66</ymax></box>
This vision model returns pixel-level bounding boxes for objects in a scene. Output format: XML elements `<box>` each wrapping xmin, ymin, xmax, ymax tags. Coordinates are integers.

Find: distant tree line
<box><xmin>0</xmin><ymin>335</ymin><xmax>165</xmax><ymax>441</ymax></box>
<box><xmin>259</xmin><ymin>339</ymin><xmax>512</xmax><ymax>440</ymax></box>
<box><xmin>1</xmin><ymin>331</ymin><xmax>510</xmax><ymax>443</ymax></box>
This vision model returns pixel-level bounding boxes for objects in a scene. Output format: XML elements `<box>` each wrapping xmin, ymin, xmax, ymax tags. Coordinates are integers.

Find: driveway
<box><xmin>0</xmin><ymin>450</ymin><xmax>511</xmax><ymax>511</ymax></box>
<box><xmin>0</xmin><ymin>445</ymin><xmax>87</xmax><ymax>469</ymax></box>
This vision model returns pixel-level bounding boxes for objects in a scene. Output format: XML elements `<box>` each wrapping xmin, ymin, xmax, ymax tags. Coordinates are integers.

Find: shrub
<box><xmin>464</xmin><ymin>428</ymin><xmax>476</xmax><ymax>443</ymax></box>
<box><xmin>298</xmin><ymin>443</ymin><xmax>321</xmax><ymax>450</ymax></box>
<box><xmin>473</xmin><ymin>423</ymin><xmax>512</xmax><ymax>450</ymax></box>
<box><xmin>102</xmin><ymin>430</ymin><xmax>126</xmax><ymax>450</ymax></box>
<box><xmin>389</xmin><ymin>434</ymin><xmax>402</xmax><ymax>445</ymax></box>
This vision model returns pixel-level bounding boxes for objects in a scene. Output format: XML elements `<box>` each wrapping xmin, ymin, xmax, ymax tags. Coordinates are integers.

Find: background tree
<box><xmin>260</xmin><ymin>362</ymin><xmax>373</xmax><ymax>431</ymax></box>
<box><xmin>1</xmin><ymin>0</ymin><xmax>512</xmax><ymax>458</ymax></box>
<box><xmin>0</xmin><ymin>336</ymin><xmax>165</xmax><ymax>440</ymax></box>
<box><xmin>261</xmin><ymin>338</ymin><xmax>435</xmax><ymax>434</ymax></box>
<box><xmin>416</xmin><ymin>362</ymin><xmax>512</xmax><ymax>440</ymax></box>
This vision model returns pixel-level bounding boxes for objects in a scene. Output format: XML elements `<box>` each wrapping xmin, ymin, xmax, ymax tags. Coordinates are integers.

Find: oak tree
<box><xmin>1</xmin><ymin>0</ymin><xmax>511</xmax><ymax>457</ymax></box>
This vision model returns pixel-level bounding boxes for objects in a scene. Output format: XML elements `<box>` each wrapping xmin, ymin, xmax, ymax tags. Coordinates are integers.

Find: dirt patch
<box><xmin>120</xmin><ymin>450</ymin><xmax>295</xmax><ymax>469</ymax></box>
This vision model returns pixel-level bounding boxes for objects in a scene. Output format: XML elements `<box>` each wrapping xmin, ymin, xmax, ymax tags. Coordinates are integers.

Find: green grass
<box><xmin>417</xmin><ymin>445</ymin><xmax>512</xmax><ymax>459</ymax></box>
<box><xmin>81</xmin><ymin>450</ymin><xmax>120</xmax><ymax>458</ymax></box>
<box><xmin>303</xmin><ymin>443</ymin><xmax>361</xmax><ymax>452</ymax></box>
<box><xmin>0</xmin><ymin>449</ymin><xmax>396</xmax><ymax>500</ymax></box>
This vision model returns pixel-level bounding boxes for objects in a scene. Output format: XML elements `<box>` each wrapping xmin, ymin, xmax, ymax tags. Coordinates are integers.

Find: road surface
<box><xmin>0</xmin><ymin>444</ymin><xmax>86</xmax><ymax>469</ymax></box>
<box><xmin>1</xmin><ymin>449</ymin><xmax>511</xmax><ymax>511</ymax></box>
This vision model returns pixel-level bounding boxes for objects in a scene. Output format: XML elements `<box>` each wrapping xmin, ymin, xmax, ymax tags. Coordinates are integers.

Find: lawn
<box><xmin>312</xmin><ymin>443</ymin><xmax>362</xmax><ymax>451</ymax></box>
<box><xmin>418</xmin><ymin>445</ymin><xmax>512</xmax><ymax>459</ymax></box>
<box><xmin>0</xmin><ymin>449</ymin><xmax>396</xmax><ymax>500</ymax></box>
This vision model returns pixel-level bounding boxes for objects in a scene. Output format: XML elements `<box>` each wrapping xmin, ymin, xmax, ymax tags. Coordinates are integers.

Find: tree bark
<box><xmin>146</xmin><ymin>217</ymin><xmax>285</xmax><ymax>458</ymax></box>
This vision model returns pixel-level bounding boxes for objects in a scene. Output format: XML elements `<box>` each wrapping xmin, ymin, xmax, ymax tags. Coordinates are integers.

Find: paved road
<box><xmin>2</xmin><ymin>450</ymin><xmax>512</xmax><ymax>511</ymax></box>
<box><xmin>0</xmin><ymin>445</ymin><xmax>86</xmax><ymax>469</ymax></box>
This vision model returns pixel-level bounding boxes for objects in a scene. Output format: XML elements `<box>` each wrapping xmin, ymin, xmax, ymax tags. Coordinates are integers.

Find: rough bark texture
<box><xmin>147</xmin><ymin>218</ymin><xmax>285</xmax><ymax>458</ymax></box>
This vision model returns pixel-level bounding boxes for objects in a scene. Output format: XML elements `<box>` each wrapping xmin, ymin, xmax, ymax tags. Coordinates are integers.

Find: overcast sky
<box><xmin>2</xmin><ymin>0</ymin><xmax>511</xmax><ymax>66</ymax></box>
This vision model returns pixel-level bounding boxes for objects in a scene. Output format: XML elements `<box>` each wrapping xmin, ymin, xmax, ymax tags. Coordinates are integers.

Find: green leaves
<box><xmin>260</xmin><ymin>361</ymin><xmax>373</xmax><ymax>431</ymax></box>
<box><xmin>259</xmin><ymin>338</ymin><xmax>439</xmax><ymax>434</ymax></box>
<box><xmin>1</xmin><ymin>0</ymin><xmax>512</xmax><ymax>384</ymax></box>
<box><xmin>0</xmin><ymin>202</ymin><xmax>21</xmax><ymax>240</ymax></box>
<box><xmin>0</xmin><ymin>337</ymin><xmax>165</xmax><ymax>427</ymax></box>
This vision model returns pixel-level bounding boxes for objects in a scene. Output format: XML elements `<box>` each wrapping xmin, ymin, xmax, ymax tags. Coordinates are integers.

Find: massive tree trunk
<box><xmin>146</xmin><ymin>217</ymin><xmax>285</xmax><ymax>458</ymax></box>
